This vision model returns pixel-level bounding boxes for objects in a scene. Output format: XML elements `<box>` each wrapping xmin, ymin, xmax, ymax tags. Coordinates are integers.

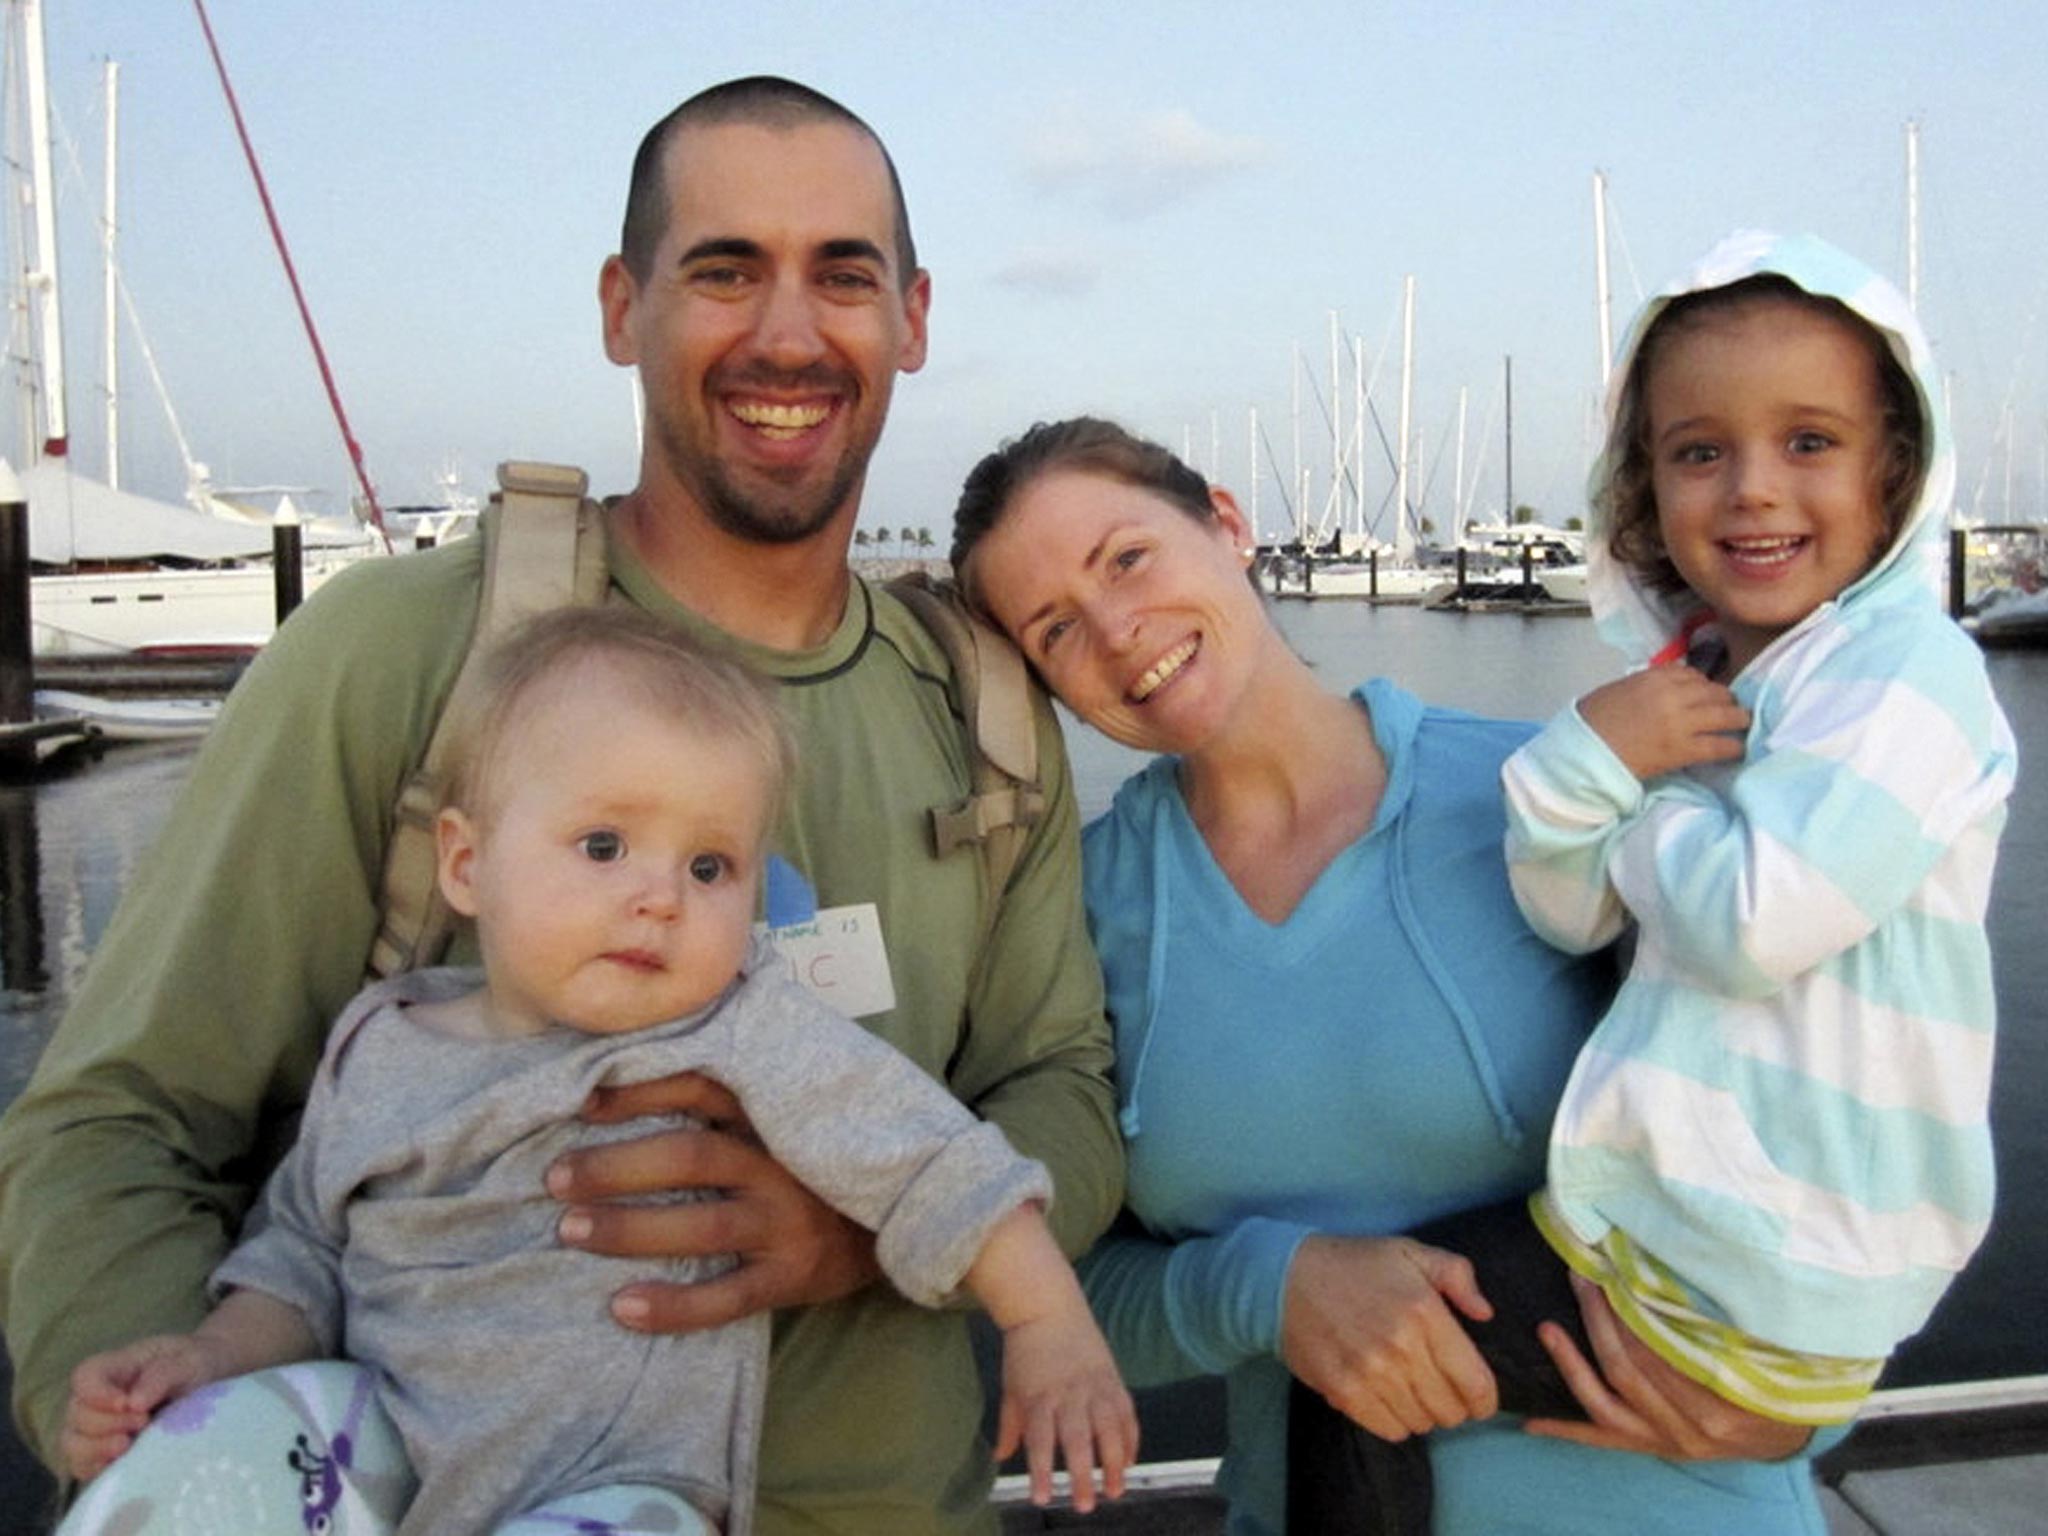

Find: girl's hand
<box><xmin>1282</xmin><ymin>1235</ymin><xmax>1499</xmax><ymax>1441</ymax></box>
<box><xmin>1577</xmin><ymin>667</ymin><xmax>1750</xmax><ymax>782</ymax></box>
<box><xmin>994</xmin><ymin>1310</ymin><xmax>1139</xmax><ymax>1513</ymax></box>
<box><xmin>1525</xmin><ymin>1276</ymin><xmax>1812</xmax><ymax>1461</ymax></box>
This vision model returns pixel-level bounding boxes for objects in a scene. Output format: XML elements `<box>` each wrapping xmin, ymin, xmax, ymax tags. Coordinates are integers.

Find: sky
<box><xmin>7</xmin><ymin>0</ymin><xmax>2048</xmax><ymax>549</ymax></box>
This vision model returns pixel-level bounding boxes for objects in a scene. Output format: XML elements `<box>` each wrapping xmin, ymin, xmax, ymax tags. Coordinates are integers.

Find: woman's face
<box><xmin>968</xmin><ymin>468</ymin><xmax>1267</xmax><ymax>755</ymax></box>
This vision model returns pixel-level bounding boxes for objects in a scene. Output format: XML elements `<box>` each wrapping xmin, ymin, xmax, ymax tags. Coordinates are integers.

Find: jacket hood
<box><xmin>1585</xmin><ymin>230</ymin><xmax>1954</xmax><ymax>669</ymax></box>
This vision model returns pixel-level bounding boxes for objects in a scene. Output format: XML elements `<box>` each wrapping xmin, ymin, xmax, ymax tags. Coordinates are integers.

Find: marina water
<box><xmin>3</xmin><ymin>603</ymin><xmax>2044</xmax><ymax>1411</ymax></box>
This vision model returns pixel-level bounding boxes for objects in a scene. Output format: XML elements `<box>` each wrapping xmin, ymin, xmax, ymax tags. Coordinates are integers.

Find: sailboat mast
<box><xmin>1291</xmin><ymin>343</ymin><xmax>1303</xmax><ymax>545</ymax></box>
<box><xmin>1454</xmin><ymin>384</ymin><xmax>1468</xmax><ymax>540</ymax></box>
<box><xmin>1328</xmin><ymin>311</ymin><xmax>1341</xmax><ymax>543</ymax></box>
<box><xmin>1396</xmin><ymin>276</ymin><xmax>1414</xmax><ymax>556</ymax></box>
<box><xmin>5</xmin><ymin>11</ymin><xmax>28</xmax><ymax>465</ymax></box>
<box><xmin>1247</xmin><ymin>405</ymin><xmax>1259</xmax><ymax>540</ymax></box>
<box><xmin>2004</xmin><ymin>403</ymin><xmax>2014</xmax><ymax>522</ymax></box>
<box><xmin>1351</xmin><ymin>335</ymin><xmax>1364</xmax><ymax>546</ymax></box>
<box><xmin>103</xmin><ymin>59</ymin><xmax>119</xmax><ymax>488</ymax></box>
<box><xmin>194</xmin><ymin>0</ymin><xmax>389</xmax><ymax>541</ymax></box>
<box><xmin>22</xmin><ymin>0</ymin><xmax>66</xmax><ymax>458</ymax></box>
<box><xmin>1503</xmin><ymin>355</ymin><xmax>1515</xmax><ymax>522</ymax></box>
<box><xmin>1593</xmin><ymin>170</ymin><xmax>1613</xmax><ymax>390</ymax></box>
<box><xmin>1905</xmin><ymin>120</ymin><xmax>1921</xmax><ymax>312</ymax></box>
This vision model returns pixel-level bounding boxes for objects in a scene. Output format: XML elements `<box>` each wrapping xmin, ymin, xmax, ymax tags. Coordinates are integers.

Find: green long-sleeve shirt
<box><xmin>0</xmin><ymin>515</ymin><xmax>1122</xmax><ymax>1534</ymax></box>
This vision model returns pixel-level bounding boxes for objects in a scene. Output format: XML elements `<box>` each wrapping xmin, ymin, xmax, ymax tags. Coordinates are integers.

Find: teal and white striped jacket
<box><xmin>1502</xmin><ymin>231</ymin><xmax>2018</xmax><ymax>1358</ymax></box>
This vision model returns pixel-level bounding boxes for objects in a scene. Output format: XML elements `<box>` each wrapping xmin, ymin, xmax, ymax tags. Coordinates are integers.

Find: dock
<box><xmin>981</xmin><ymin>1366</ymin><xmax>2048</xmax><ymax>1534</ymax></box>
<box><xmin>986</xmin><ymin>1380</ymin><xmax>2048</xmax><ymax>1534</ymax></box>
<box><xmin>1424</xmin><ymin>577</ymin><xmax>1590</xmax><ymax>616</ymax></box>
<box><xmin>0</xmin><ymin>653</ymin><xmax>243</xmax><ymax>777</ymax></box>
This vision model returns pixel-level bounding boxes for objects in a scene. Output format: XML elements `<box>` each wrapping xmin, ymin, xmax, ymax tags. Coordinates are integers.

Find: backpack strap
<box><xmin>365</xmin><ymin>462</ymin><xmax>607</xmax><ymax>979</ymax></box>
<box><xmin>367</xmin><ymin>483</ymin><xmax>1041</xmax><ymax>978</ymax></box>
<box><xmin>885</xmin><ymin>570</ymin><xmax>1046</xmax><ymax>900</ymax></box>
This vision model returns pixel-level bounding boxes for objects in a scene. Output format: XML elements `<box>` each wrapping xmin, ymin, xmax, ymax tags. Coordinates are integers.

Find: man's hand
<box><xmin>547</xmin><ymin>1070</ymin><xmax>880</xmax><ymax>1330</ymax></box>
<box><xmin>1577</xmin><ymin>667</ymin><xmax>1749</xmax><ymax>782</ymax></box>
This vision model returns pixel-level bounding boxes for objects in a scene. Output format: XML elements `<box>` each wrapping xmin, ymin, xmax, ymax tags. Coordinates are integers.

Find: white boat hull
<box><xmin>33</xmin><ymin>689</ymin><xmax>221</xmax><ymax>741</ymax></box>
<box><xmin>31</xmin><ymin>559</ymin><xmax>354</xmax><ymax>656</ymax></box>
<box><xmin>1298</xmin><ymin>563</ymin><xmax>1451</xmax><ymax>599</ymax></box>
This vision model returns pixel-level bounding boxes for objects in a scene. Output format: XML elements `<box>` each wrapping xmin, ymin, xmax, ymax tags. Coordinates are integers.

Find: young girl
<box><xmin>1290</xmin><ymin>230</ymin><xmax>2017</xmax><ymax>1533</ymax></box>
<box><xmin>57</xmin><ymin>607</ymin><xmax>1135</xmax><ymax>1536</ymax></box>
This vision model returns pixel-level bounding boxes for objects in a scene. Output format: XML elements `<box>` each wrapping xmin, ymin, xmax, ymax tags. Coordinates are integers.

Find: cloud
<box><xmin>1023</xmin><ymin>106</ymin><xmax>1267</xmax><ymax>218</ymax></box>
<box><xmin>992</xmin><ymin>251</ymin><xmax>1102</xmax><ymax>298</ymax></box>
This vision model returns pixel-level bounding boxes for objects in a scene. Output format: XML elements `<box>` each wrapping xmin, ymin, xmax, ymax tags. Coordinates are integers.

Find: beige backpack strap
<box><xmin>365</xmin><ymin>462</ymin><xmax>606</xmax><ymax>979</ymax></box>
<box><xmin>886</xmin><ymin>571</ymin><xmax>1046</xmax><ymax>901</ymax></box>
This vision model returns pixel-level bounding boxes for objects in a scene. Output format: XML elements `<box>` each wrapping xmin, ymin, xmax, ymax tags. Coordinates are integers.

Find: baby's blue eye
<box><xmin>580</xmin><ymin>831</ymin><xmax>626</xmax><ymax>863</ymax></box>
<box><xmin>689</xmin><ymin>853</ymin><xmax>726</xmax><ymax>884</ymax></box>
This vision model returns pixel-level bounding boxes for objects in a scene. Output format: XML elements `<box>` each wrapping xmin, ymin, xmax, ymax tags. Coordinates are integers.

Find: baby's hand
<box><xmin>1577</xmin><ymin>666</ymin><xmax>1749</xmax><ymax>782</ymax></box>
<box><xmin>995</xmin><ymin>1309</ymin><xmax>1139</xmax><ymax>1513</ymax></box>
<box><xmin>61</xmin><ymin>1335</ymin><xmax>230</xmax><ymax>1482</ymax></box>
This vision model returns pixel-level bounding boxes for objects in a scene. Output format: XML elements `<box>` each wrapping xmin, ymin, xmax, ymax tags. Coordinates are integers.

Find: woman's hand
<box><xmin>1525</xmin><ymin>1275</ymin><xmax>1812</xmax><ymax>1461</ymax></box>
<box><xmin>547</xmin><ymin>1070</ymin><xmax>880</xmax><ymax>1330</ymax></box>
<box><xmin>1281</xmin><ymin>1235</ymin><xmax>1500</xmax><ymax>1441</ymax></box>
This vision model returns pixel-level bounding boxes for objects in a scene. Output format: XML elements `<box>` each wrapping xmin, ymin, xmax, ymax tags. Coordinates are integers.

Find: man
<box><xmin>0</xmin><ymin>78</ymin><xmax>1121</xmax><ymax>1534</ymax></box>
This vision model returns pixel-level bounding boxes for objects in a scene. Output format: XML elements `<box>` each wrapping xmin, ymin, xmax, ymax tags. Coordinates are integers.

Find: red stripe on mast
<box><xmin>192</xmin><ymin>0</ymin><xmax>390</xmax><ymax>548</ymax></box>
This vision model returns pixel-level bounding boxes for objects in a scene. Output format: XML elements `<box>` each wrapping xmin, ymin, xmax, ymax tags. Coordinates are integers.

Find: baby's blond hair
<box><xmin>439</xmin><ymin>607</ymin><xmax>796</xmax><ymax>840</ymax></box>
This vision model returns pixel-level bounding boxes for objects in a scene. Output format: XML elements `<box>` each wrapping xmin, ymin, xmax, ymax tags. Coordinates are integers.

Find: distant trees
<box><xmin>851</xmin><ymin>525</ymin><xmax>939</xmax><ymax>563</ymax></box>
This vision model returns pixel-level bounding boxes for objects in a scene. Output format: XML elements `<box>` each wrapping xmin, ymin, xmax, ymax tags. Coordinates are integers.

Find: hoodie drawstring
<box><xmin>1387</xmin><ymin>805</ymin><xmax>1527</xmax><ymax>1148</ymax></box>
<box><xmin>1117</xmin><ymin>791</ymin><xmax>1178</xmax><ymax>1139</ymax></box>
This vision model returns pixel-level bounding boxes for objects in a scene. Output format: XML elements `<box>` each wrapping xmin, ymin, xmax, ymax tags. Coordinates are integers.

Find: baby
<box><xmin>60</xmin><ymin>606</ymin><xmax>1135</xmax><ymax>1536</ymax></box>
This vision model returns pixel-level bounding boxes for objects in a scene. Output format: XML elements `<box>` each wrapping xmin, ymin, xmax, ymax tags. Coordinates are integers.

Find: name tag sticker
<box><xmin>758</xmin><ymin>902</ymin><xmax>896</xmax><ymax>1019</ymax></box>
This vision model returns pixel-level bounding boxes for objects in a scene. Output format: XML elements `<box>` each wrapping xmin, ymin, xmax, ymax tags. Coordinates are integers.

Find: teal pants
<box><xmin>55</xmin><ymin>1360</ymin><xmax>710</xmax><ymax>1535</ymax></box>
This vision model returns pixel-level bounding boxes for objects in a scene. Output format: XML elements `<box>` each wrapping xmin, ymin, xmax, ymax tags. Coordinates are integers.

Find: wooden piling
<box><xmin>272</xmin><ymin>519</ymin><xmax>304</xmax><ymax>625</ymax></box>
<box><xmin>1</xmin><ymin>467</ymin><xmax>34</xmax><ymax>774</ymax></box>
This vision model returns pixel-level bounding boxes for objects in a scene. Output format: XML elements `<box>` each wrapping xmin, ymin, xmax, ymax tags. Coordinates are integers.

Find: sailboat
<box><xmin>4</xmin><ymin>0</ymin><xmax>372</xmax><ymax>658</ymax></box>
<box><xmin>1280</xmin><ymin>281</ymin><xmax>1458</xmax><ymax>601</ymax></box>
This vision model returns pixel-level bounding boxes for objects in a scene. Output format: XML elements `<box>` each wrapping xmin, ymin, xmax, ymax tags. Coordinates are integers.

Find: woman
<box><xmin>949</xmin><ymin>418</ymin><xmax>1823</xmax><ymax>1536</ymax></box>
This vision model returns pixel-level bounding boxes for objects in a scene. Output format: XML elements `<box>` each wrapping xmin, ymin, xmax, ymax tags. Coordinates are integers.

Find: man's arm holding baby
<box><xmin>551</xmin><ymin>1071</ymin><xmax>881</xmax><ymax>1330</ymax></box>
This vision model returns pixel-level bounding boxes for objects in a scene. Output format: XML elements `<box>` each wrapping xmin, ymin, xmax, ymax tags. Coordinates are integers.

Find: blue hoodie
<box><xmin>1503</xmin><ymin>231</ymin><xmax>2018</xmax><ymax>1360</ymax></box>
<box><xmin>1077</xmin><ymin>679</ymin><xmax>1830</xmax><ymax>1535</ymax></box>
